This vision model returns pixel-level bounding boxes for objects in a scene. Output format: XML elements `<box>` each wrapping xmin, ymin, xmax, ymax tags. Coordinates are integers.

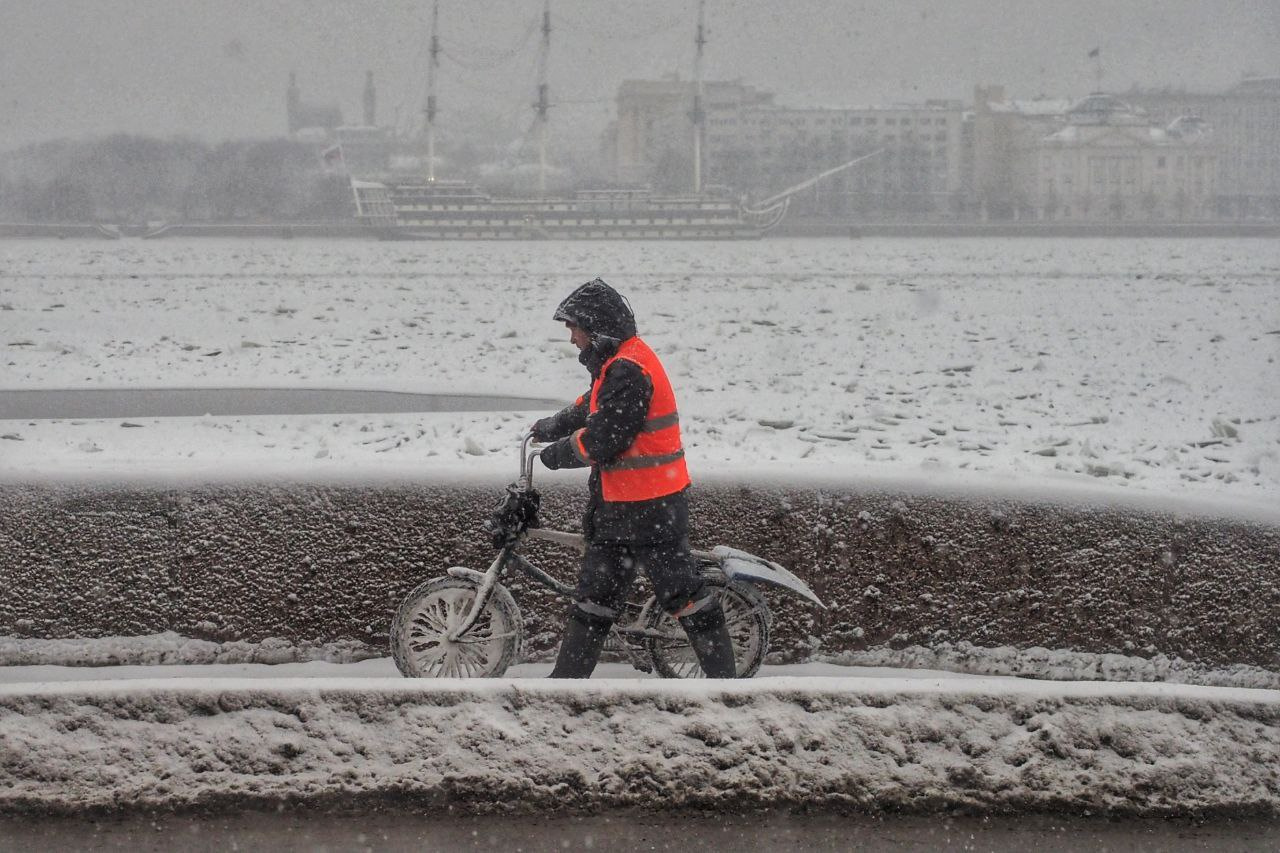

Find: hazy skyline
<box><xmin>3</xmin><ymin>0</ymin><xmax>1277</xmax><ymax>154</ymax></box>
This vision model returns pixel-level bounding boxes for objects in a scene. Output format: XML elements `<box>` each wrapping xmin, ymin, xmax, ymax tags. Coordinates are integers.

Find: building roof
<box><xmin>1044</xmin><ymin>124</ymin><xmax>1164</xmax><ymax>144</ymax></box>
<box><xmin>987</xmin><ymin>98</ymin><xmax>1072</xmax><ymax>116</ymax></box>
<box><xmin>1065</xmin><ymin>93</ymin><xmax>1147</xmax><ymax>125</ymax></box>
<box><xmin>1043</xmin><ymin>118</ymin><xmax>1211</xmax><ymax>147</ymax></box>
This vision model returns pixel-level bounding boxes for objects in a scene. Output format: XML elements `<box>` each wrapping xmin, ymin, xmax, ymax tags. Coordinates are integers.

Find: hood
<box><xmin>552</xmin><ymin>278</ymin><xmax>637</xmax><ymax>341</ymax></box>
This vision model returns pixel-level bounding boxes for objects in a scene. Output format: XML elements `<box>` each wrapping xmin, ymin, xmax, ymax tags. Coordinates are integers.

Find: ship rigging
<box><xmin>351</xmin><ymin>1</ymin><xmax>872</xmax><ymax>240</ymax></box>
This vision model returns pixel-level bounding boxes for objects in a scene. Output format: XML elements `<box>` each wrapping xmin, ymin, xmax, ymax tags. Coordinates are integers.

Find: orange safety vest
<box><xmin>571</xmin><ymin>336</ymin><xmax>691</xmax><ymax>502</ymax></box>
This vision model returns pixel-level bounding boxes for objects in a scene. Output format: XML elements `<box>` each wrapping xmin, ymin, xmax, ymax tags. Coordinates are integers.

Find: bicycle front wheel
<box><xmin>391</xmin><ymin>575</ymin><xmax>522</xmax><ymax>678</ymax></box>
<box><xmin>645</xmin><ymin>579</ymin><xmax>770</xmax><ymax>678</ymax></box>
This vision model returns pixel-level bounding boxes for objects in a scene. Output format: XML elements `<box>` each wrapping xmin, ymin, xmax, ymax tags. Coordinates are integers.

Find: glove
<box><xmin>531</xmin><ymin>416</ymin><xmax>558</xmax><ymax>442</ymax></box>
<box><xmin>539</xmin><ymin>441</ymin><xmax>565</xmax><ymax>470</ymax></box>
<box><xmin>485</xmin><ymin>484</ymin><xmax>541</xmax><ymax>548</ymax></box>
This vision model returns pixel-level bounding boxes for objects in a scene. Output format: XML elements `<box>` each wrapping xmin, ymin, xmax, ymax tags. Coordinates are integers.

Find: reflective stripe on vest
<box><xmin>582</xmin><ymin>336</ymin><xmax>691</xmax><ymax>502</ymax></box>
<box><xmin>602</xmin><ymin>449</ymin><xmax>685</xmax><ymax>472</ymax></box>
<box><xmin>640</xmin><ymin>411</ymin><xmax>680</xmax><ymax>432</ymax></box>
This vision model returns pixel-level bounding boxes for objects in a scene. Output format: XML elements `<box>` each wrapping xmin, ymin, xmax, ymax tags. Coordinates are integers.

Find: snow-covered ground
<box><xmin>1</xmin><ymin>238</ymin><xmax>1276</xmax><ymax>505</ymax></box>
<box><xmin>2</xmin><ymin>658</ymin><xmax>1278</xmax><ymax>816</ymax></box>
<box><xmin>2</xmin><ymin>635</ymin><xmax>1278</xmax><ymax>816</ymax></box>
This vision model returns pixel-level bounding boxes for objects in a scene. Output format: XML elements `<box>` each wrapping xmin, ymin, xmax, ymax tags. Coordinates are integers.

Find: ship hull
<box><xmin>351</xmin><ymin>180</ymin><xmax>787</xmax><ymax>240</ymax></box>
<box><xmin>375</xmin><ymin>222</ymin><xmax>767</xmax><ymax>240</ymax></box>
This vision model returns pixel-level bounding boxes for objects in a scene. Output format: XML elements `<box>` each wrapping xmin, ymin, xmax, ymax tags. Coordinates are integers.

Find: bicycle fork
<box><xmin>445</xmin><ymin>548</ymin><xmax>510</xmax><ymax>641</ymax></box>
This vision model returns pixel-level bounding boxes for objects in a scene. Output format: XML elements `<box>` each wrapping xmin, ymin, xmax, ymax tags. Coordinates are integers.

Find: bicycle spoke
<box><xmin>456</xmin><ymin>644</ymin><xmax>487</xmax><ymax>673</ymax></box>
<box><xmin>455</xmin><ymin>630</ymin><xmax>518</xmax><ymax>644</ymax></box>
<box><xmin>408</xmin><ymin>636</ymin><xmax>444</xmax><ymax>654</ymax></box>
<box><xmin>412</xmin><ymin>610</ymin><xmax>449</xmax><ymax>635</ymax></box>
<box><xmin>416</xmin><ymin>643</ymin><xmax>448</xmax><ymax>674</ymax></box>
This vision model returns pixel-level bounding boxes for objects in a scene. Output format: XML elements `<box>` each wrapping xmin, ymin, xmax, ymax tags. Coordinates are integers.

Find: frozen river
<box><xmin>0</xmin><ymin>388</ymin><xmax>561</xmax><ymax>419</ymax></box>
<box><xmin>2</xmin><ymin>236</ymin><xmax>1275</xmax><ymax>501</ymax></box>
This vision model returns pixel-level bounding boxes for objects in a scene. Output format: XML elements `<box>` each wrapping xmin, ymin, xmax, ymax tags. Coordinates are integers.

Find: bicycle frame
<box><xmin>445</xmin><ymin>432</ymin><xmax>823</xmax><ymax>644</ymax></box>
<box><xmin>446</xmin><ymin>433</ymin><xmax>687</xmax><ymax>643</ymax></box>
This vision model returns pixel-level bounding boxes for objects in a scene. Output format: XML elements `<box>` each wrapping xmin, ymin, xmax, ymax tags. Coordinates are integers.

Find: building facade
<box><xmin>605</xmin><ymin>76</ymin><xmax>1266</xmax><ymax>222</ymax></box>
<box><xmin>608</xmin><ymin>78</ymin><xmax>964</xmax><ymax>218</ymax></box>
<box><xmin>1034</xmin><ymin>94</ymin><xmax>1216</xmax><ymax>221</ymax></box>
<box><xmin>1126</xmin><ymin>76</ymin><xmax>1280</xmax><ymax>218</ymax></box>
<box><xmin>710</xmin><ymin>102</ymin><xmax>964</xmax><ymax>217</ymax></box>
<box><xmin>970</xmin><ymin>86</ymin><xmax>1072</xmax><ymax>220</ymax></box>
<box><xmin>609</xmin><ymin>78</ymin><xmax>774</xmax><ymax>188</ymax></box>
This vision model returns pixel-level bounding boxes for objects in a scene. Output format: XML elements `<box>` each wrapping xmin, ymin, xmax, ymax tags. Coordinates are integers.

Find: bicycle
<box><xmin>391</xmin><ymin>433</ymin><xmax>824</xmax><ymax>678</ymax></box>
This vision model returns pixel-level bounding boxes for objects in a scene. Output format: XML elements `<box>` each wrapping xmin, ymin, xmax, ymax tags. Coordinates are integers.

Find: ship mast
<box><xmin>691</xmin><ymin>0</ymin><xmax>706</xmax><ymax>195</ymax></box>
<box><xmin>425</xmin><ymin>0</ymin><xmax>440</xmax><ymax>181</ymax></box>
<box><xmin>535</xmin><ymin>0</ymin><xmax>552</xmax><ymax>195</ymax></box>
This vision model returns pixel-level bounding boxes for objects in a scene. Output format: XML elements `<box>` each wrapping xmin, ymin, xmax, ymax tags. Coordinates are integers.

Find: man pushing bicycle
<box><xmin>532</xmin><ymin>278</ymin><xmax>736</xmax><ymax>679</ymax></box>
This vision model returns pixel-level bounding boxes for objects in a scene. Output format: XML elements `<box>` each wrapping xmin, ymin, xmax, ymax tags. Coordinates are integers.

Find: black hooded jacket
<box><xmin>538</xmin><ymin>279</ymin><xmax>690</xmax><ymax>545</ymax></box>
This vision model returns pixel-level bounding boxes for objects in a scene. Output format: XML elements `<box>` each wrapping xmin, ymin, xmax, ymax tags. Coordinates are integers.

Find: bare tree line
<box><xmin>0</xmin><ymin>135</ymin><xmax>351</xmax><ymax>223</ymax></box>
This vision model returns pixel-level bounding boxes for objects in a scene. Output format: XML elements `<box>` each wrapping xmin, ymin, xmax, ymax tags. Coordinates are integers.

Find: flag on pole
<box><xmin>1087</xmin><ymin>47</ymin><xmax>1100</xmax><ymax>58</ymax></box>
<box><xmin>320</xmin><ymin>143</ymin><xmax>347</xmax><ymax>174</ymax></box>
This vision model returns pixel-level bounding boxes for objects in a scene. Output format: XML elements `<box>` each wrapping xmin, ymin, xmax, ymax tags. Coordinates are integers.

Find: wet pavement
<box><xmin>0</xmin><ymin>388</ymin><xmax>562</xmax><ymax>420</ymax></box>
<box><xmin>2</xmin><ymin>810</ymin><xmax>1276</xmax><ymax>852</ymax></box>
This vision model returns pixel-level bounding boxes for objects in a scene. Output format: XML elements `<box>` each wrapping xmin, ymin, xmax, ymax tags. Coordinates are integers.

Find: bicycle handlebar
<box><xmin>514</xmin><ymin>431</ymin><xmax>721</xmax><ymax>564</ymax></box>
<box><xmin>519</xmin><ymin>430</ymin><xmax>543</xmax><ymax>489</ymax></box>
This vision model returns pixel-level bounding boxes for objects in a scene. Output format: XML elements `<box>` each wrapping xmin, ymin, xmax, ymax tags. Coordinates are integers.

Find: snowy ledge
<box><xmin>4</xmin><ymin>633</ymin><xmax>1280</xmax><ymax>691</ymax></box>
<box><xmin>2</xmin><ymin>677</ymin><xmax>1279</xmax><ymax>818</ymax></box>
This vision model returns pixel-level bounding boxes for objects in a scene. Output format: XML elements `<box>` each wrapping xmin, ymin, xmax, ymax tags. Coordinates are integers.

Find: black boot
<box><xmin>680</xmin><ymin>603</ymin><xmax>737</xmax><ymax>679</ymax></box>
<box><xmin>549</xmin><ymin>609</ymin><xmax>612</xmax><ymax>679</ymax></box>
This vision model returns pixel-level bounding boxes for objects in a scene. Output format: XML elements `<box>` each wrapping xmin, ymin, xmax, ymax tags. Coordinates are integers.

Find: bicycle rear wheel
<box><xmin>645</xmin><ymin>579</ymin><xmax>770</xmax><ymax>678</ymax></box>
<box><xmin>391</xmin><ymin>575</ymin><xmax>522</xmax><ymax>678</ymax></box>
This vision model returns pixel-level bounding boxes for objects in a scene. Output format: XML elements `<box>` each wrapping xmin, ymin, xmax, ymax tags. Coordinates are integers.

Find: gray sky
<box><xmin>3</xmin><ymin>0</ymin><xmax>1277</xmax><ymax>152</ymax></box>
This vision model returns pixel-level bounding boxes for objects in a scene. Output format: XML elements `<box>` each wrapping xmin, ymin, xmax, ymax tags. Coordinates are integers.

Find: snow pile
<box><xmin>2</xmin><ymin>676</ymin><xmax>1278</xmax><ymax>817</ymax></box>
<box><xmin>823</xmin><ymin>643</ymin><xmax>1280</xmax><ymax>691</ymax></box>
<box><xmin>2</xmin><ymin>237</ymin><xmax>1277</xmax><ymax>501</ymax></box>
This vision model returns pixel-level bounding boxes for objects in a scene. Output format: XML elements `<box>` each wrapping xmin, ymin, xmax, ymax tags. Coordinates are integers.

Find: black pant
<box><xmin>552</xmin><ymin>537</ymin><xmax>734</xmax><ymax>679</ymax></box>
<box><xmin>575</xmin><ymin>538</ymin><xmax>705</xmax><ymax>617</ymax></box>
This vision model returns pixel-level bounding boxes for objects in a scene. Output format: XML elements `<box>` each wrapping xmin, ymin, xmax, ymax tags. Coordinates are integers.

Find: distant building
<box><xmin>1034</xmin><ymin>94</ymin><xmax>1216</xmax><ymax>221</ymax></box>
<box><xmin>609</xmin><ymin>78</ymin><xmax>774</xmax><ymax>186</ymax></box>
<box><xmin>713</xmin><ymin>101</ymin><xmax>964</xmax><ymax>218</ymax></box>
<box><xmin>606</xmin><ymin>77</ymin><xmax>964</xmax><ymax>218</ymax></box>
<box><xmin>604</xmin><ymin>75</ymin><xmax>1258</xmax><ymax>222</ymax></box>
<box><xmin>287</xmin><ymin>71</ymin><xmax>391</xmax><ymax>176</ymax></box>
<box><xmin>286</xmin><ymin>72</ymin><xmax>344</xmax><ymax>137</ymax></box>
<box><xmin>1126</xmin><ymin>76</ymin><xmax>1280</xmax><ymax>218</ymax></box>
<box><xmin>970</xmin><ymin>85</ymin><xmax>1072</xmax><ymax>220</ymax></box>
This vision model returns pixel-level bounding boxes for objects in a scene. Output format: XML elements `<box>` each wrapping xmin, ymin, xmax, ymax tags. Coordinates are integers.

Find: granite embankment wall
<box><xmin>1</xmin><ymin>480</ymin><xmax>1277</xmax><ymax>668</ymax></box>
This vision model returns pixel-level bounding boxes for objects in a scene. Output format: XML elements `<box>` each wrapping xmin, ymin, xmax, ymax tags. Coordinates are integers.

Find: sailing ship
<box><xmin>351</xmin><ymin>2</ymin><xmax>864</xmax><ymax>240</ymax></box>
<box><xmin>352</xmin><ymin>180</ymin><xmax>788</xmax><ymax>240</ymax></box>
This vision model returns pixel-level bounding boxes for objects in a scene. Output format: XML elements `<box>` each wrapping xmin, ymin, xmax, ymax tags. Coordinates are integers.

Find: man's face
<box><xmin>567</xmin><ymin>322</ymin><xmax>590</xmax><ymax>351</ymax></box>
